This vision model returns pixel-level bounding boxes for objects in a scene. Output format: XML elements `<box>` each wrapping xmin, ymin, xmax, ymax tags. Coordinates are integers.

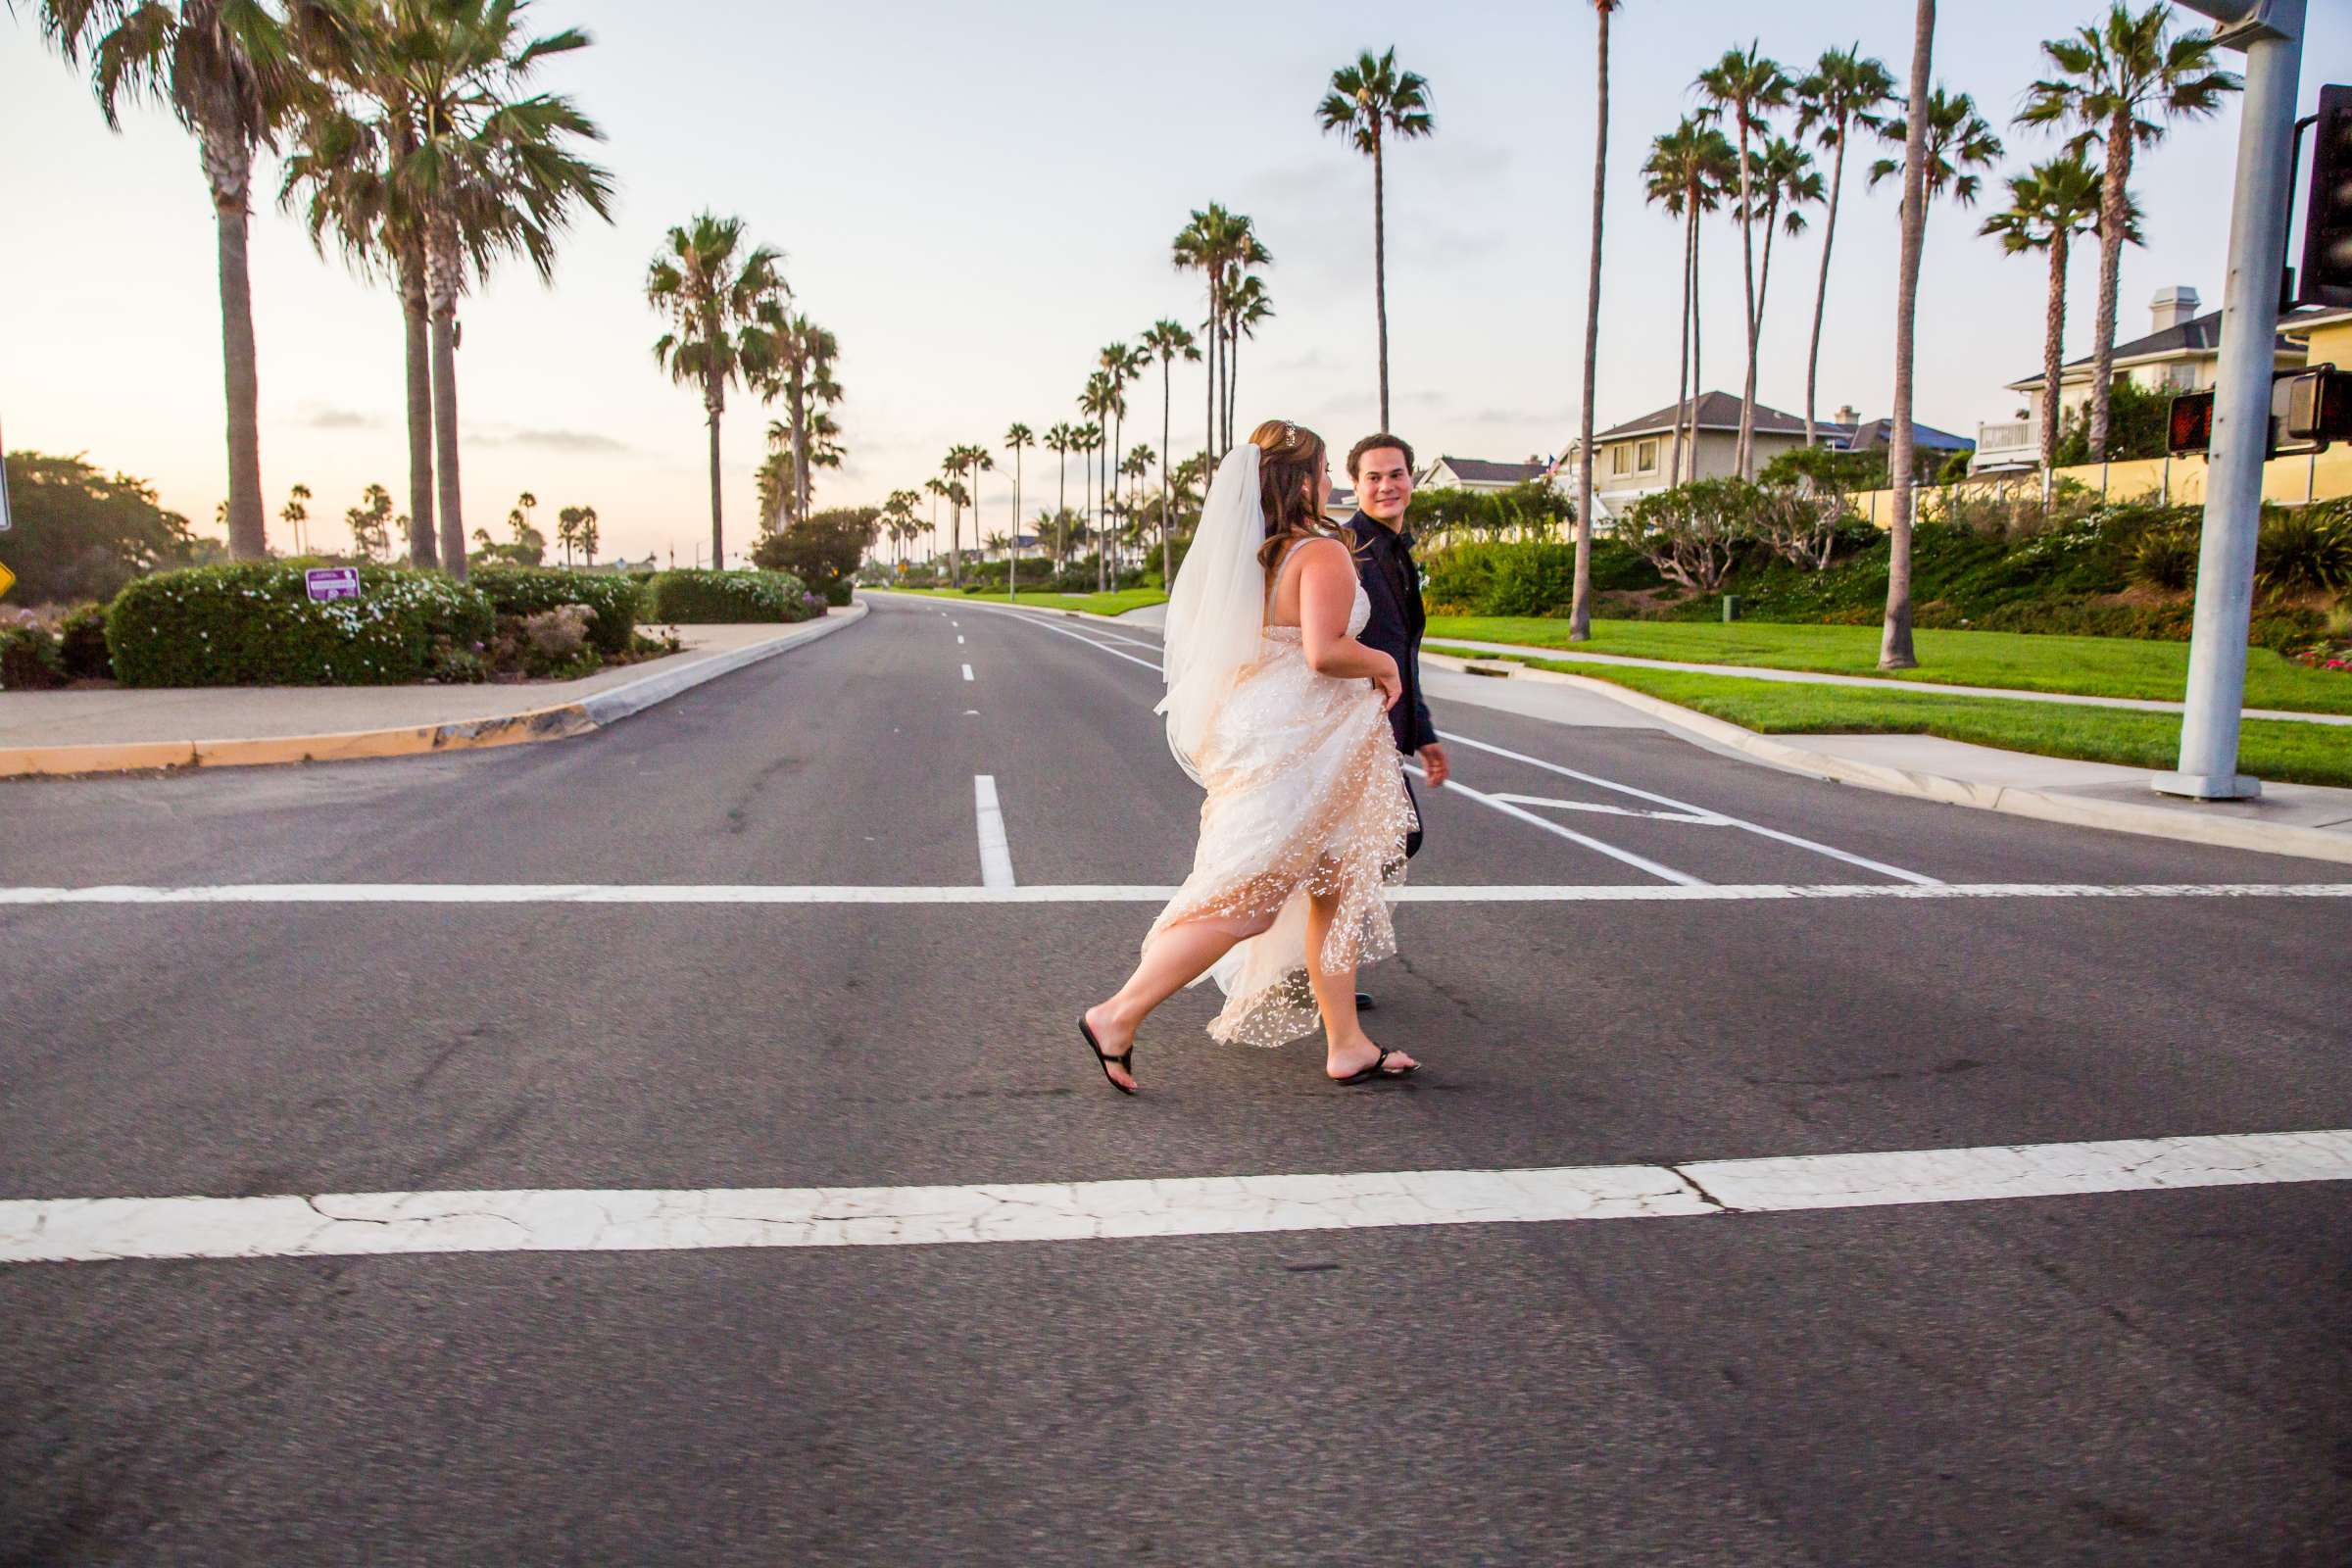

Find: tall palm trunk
<box><xmin>1372</xmin><ymin>129</ymin><xmax>1391</xmax><ymax>432</ymax></box>
<box><xmin>1569</xmin><ymin>2</ymin><xmax>1609</xmax><ymax>641</ymax></box>
<box><xmin>1804</xmin><ymin>118</ymin><xmax>1851</xmax><ymax>447</ymax></box>
<box><xmin>201</xmin><ymin>129</ymin><xmax>267</xmax><ymax>561</ymax></box>
<box><xmin>790</xmin><ymin>365</ymin><xmax>810</xmax><ymax>524</ymax></box>
<box><xmin>1882</xmin><ymin>0</ymin><xmax>1934</xmax><ymax>671</ymax></box>
<box><xmin>399</xmin><ymin>242</ymin><xmax>437</xmax><ymax>568</ymax></box>
<box><xmin>1008</xmin><ymin>449</ymin><xmax>1021</xmax><ymax>599</ymax></box>
<box><xmin>704</xmin><ymin>368</ymin><xmax>724</xmax><ymax>569</ymax></box>
<box><xmin>1733</xmin><ymin>116</ymin><xmax>1759</xmax><ymax>479</ymax></box>
<box><xmin>1055</xmin><ymin>447</ymin><xmax>1069</xmax><ymax>573</ymax></box>
<box><xmin>425</xmin><ymin>216</ymin><xmax>467</xmax><ymax>579</ymax></box>
<box><xmin>1097</xmin><ymin>436</ymin><xmax>1108</xmax><ymax>592</ymax></box>
<box><xmin>1755</xmin><ymin>193</ymin><xmax>1784</xmax><ymax>347</ymax></box>
<box><xmin>2039</xmin><ymin>227</ymin><xmax>2069</xmax><ymax>476</ymax></box>
<box><xmin>1160</xmin><ymin>361</ymin><xmax>1174</xmax><ymax>584</ymax></box>
<box><xmin>2086</xmin><ymin>112</ymin><xmax>2132</xmax><ymax>461</ymax></box>
<box><xmin>1204</xmin><ymin>275</ymin><xmax>1220</xmax><ymax>464</ymax></box>
<box><xmin>1107</xmin><ymin>405</ymin><xmax>1124</xmax><ymax>589</ymax></box>
<box><xmin>1672</xmin><ymin>193</ymin><xmax>1696</xmax><ymax>485</ymax></box>
<box><xmin>1224</xmin><ymin>335</ymin><xmax>1241</xmax><ymax>447</ymax></box>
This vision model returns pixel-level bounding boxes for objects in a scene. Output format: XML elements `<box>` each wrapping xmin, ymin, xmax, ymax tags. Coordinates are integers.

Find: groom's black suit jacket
<box><xmin>1347</xmin><ymin>510</ymin><xmax>1437</xmax><ymax>759</ymax></box>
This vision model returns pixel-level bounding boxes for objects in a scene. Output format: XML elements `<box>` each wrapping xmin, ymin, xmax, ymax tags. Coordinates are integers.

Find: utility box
<box><xmin>1722</xmin><ymin>596</ymin><xmax>1740</xmax><ymax>623</ymax></box>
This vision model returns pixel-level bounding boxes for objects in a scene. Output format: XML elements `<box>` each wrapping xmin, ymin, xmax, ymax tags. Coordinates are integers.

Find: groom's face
<box><xmin>1356</xmin><ymin>447</ymin><xmax>1413</xmax><ymax>525</ymax></box>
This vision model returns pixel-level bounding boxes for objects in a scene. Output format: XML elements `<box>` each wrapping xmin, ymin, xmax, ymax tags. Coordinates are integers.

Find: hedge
<box><xmin>642</xmin><ymin>568</ymin><xmax>821</xmax><ymax>623</ymax></box>
<box><xmin>106</xmin><ymin>564</ymin><xmax>494</xmax><ymax>687</ymax></box>
<box><xmin>469</xmin><ymin>566</ymin><xmax>643</xmax><ymax>654</ymax></box>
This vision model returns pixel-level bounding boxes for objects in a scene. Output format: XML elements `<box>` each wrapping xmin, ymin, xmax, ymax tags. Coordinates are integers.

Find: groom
<box><xmin>1345</xmin><ymin>433</ymin><xmax>1446</xmax><ymax>1010</ymax></box>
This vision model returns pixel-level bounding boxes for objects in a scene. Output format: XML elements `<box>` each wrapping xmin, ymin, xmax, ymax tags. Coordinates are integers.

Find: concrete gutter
<box><xmin>1423</xmin><ymin>650</ymin><xmax>2352</xmax><ymax>867</ymax></box>
<box><xmin>0</xmin><ymin>602</ymin><xmax>865</xmax><ymax>780</ymax></box>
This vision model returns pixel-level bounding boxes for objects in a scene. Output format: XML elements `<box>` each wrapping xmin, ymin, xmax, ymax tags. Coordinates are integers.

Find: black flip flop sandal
<box><xmin>1333</xmin><ymin>1048</ymin><xmax>1417</xmax><ymax>1086</ymax></box>
<box><xmin>1079</xmin><ymin>1014</ymin><xmax>1135</xmax><ymax>1095</ymax></box>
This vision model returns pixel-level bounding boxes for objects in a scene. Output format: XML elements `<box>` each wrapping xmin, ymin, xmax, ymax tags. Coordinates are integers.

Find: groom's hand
<box><xmin>1418</xmin><ymin>742</ymin><xmax>1450</xmax><ymax>789</ymax></box>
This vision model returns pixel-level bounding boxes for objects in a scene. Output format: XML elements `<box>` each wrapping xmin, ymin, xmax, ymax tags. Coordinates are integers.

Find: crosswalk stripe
<box><xmin>6</xmin><ymin>1130</ymin><xmax>2344</xmax><ymax>1265</ymax></box>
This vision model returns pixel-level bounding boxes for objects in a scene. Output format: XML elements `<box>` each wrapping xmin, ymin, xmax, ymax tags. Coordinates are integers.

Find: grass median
<box><xmin>880</xmin><ymin>586</ymin><xmax>1168</xmax><ymax>616</ymax></box>
<box><xmin>1429</xmin><ymin>650</ymin><xmax>2352</xmax><ymax>790</ymax></box>
<box><xmin>1423</xmin><ymin>615</ymin><xmax>2352</xmax><ymax>715</ymax></box>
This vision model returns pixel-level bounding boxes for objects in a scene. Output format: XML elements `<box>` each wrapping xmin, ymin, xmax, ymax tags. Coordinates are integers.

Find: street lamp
<box><xmin>2155</xmin><ymin>0</ymin><xmax>2306</xmax><ymax>800</ymax></box>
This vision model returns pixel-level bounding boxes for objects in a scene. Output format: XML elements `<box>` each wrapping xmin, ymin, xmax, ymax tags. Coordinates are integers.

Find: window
<box><xmin>1609</xmin><ymin>444</ymin><xmax>1632</xmax><ymax>476</ymax></box>
<box><xmin>1636</xmin><ymin>439</ymin><xmax>1658</xmax><ymax>472</ymax></box>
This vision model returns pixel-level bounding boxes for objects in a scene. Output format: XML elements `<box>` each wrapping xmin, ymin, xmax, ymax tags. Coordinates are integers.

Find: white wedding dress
<box><xmin>1142</xmin><ymin>542</ymin><xmax>1417</xmax><ymax>1047</ymax></box>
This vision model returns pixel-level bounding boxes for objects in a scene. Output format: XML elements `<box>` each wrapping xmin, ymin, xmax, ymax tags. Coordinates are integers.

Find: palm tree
<box><xmin>1642</xmin><ymin>119</ymin><xmax>1737</xmax><ymax>485</ymax></box>
<box><xmin>922</xmin><ymin>475</ymin><xmax>948</xmax><ymax>565</ymax></box>
<box><xmin>748</xmin><ymin>305</ymin><xmax>841</xmax><ymax>527</ymax></box>
<box><xmin>281</xmin><ymin>482</ymin><xmax>313</xmax><ymax>555</ymax></box>
<box><xmin>383</xmin><ymin>0</ymin><xmax>611</xmax><ymax>579</ymax></box>
<box><xmin>1696</xmin><ymin>41</ymin><xmax>1793</xmax><ymax>480</ymax></box>
<box><xmin>2017</xmin><ymin>4</ymin><xmax>2237</xmax><ymax>461</ymax></box>
<box><xmin>1077</xmin><ymin>375</ymin><xmax>1114</xmax><ymax>589</ymax></box>
<box><xmin>1317</xmin><ymin>47</ymin><xmax>1435</xmax><ymax>433</ymax></box>
<box><xmin>1099</xmin><ymin>342</ymin><xmax>1147</xmax><ymax>584</ymax></box>
<box><xmin>1791</xmin><ymin>44</ymin><xmax>1898</xmax><ymax>446</ymax></box>
<box><xmin>965</xmin><ymin>444</ymin><xmax>995</xmax><ymax>587</ymax></box>
<box><xmin>1982</xmin><ymin>152</ymin><xmax>2121</xmax><ymax>480</ymax></box>
<box><xmin>941</xmin><ymin>448</ymin><xmax>972</xmax><ymax>586</ymax></box>
<box><xmin>556</xmin><ymin>502</ymin><xmax>582</xmax><ymax>566</ymax></box>
<box><xmin>1171</xmin><ymin>205</ymin><xmax>1267</xmax><ymax>462</ymax></box>
<box><xmin>1140</xmin><ymin>318</ymin><xmax>1200</xmax><ymax>583</ymax></box>
<box><xmin>649</xmin><ymin>215</ymin><xmax>782</xmax><ymax>573</ymax></box>
<box><xmin>1568</xmin><ymin>0</ymin><xmax>1621</xmax><ymax>643</ymax></box>
<box><xmin>1747</xmin><ymin>136</ymin><xmax>1824</xmax><ymax>362</ymax></box>
<box><xmin>1043</xmin><ymin>422</ymin><xmax>1078</xmax><ymax>572</ymax></box>
<box><xmin>1221</xmin><ymin>276</ymin><xmax>1274</xmax><ymax>438</ymax></box>
<box><xmin>36</xmin><ymin>1</ymin><xmax>355</xmax><ymax>561</ymax></box>
<box><xmin>574</xmin><ymin>504</ymin><xmax>597</xmax><ymax>565</ymax></box>
<box><xmin>1004</xmin><ymin>423</ymin><xmax>1034</xmax><ymax>596</ymax></box>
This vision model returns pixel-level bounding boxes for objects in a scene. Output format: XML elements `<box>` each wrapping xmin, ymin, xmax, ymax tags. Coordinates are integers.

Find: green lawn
<box><xmin>879</xmin><ymin>586</ymin><xmax>1167</xmax><ymax>616</ymax></box>
<box><xmin>1423</xmin><ymin>615</ymin><xmax>2352</xmax><ymax>715</ymax></box>
<box><xmin>1511</xmin><ymin>662</ymin><xmax>2352</xmax><ymax>790</ymax></box>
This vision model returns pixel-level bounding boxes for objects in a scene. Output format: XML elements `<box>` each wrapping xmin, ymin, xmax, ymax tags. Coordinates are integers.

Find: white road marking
<box><xmin>961</xmin><ymin>663</ymin><xmax>974</xmax><ymax>682</ymax></box>
<box><xmin>1</xmin><ymin>883</ymin><xmax>2345</xmax><ymax>906</ymax></box>
<box><xmin>1491</xmin><ymin>793</ymin><xmax>1723</xmax><ymax>825</ymax></box>
<box><xmin>973</xmin><ymin>774</ymin><xmax>1016</xmax><ymax>889</ymax></box>
<box><xmin>1005</xmin><ymin>612</ymin><xmax>1164</xmax><ymax>671</ymax></box>
<box><xmin>1410</xmin><ymin>765</ymin><xmax>1702</xmax><ymax>887</ymax></box>
<box><xmin>1441</xmin><ymin>732</ymin><xmax>1941</xmax><ymax>886</ymax></box>
<box><xmin>8</xmin><ymin>1129</ymin><xmax>2344</xmax><ymax>1266</ymax></box>
<box><xmin>957</xmin><ymin>635</ymin><xmax>965</xmax><ymax>645</ymax></box>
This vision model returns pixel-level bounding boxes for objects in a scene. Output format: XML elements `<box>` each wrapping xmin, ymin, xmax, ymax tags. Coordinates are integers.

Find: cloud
<box><xmin>474</xmin><ymin>425</ymin><xmax>634</xmax><ymax>454</ymax></box>
<box><xmin>303</xmin><ymin>405</ymin><xmax>381</xmax><ymax>430</ymax></box>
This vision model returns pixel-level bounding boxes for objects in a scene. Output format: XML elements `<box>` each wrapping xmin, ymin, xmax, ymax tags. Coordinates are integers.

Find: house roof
<box><xmin>2007</xmin><ymin>308</ymin><xmax>2306</xmax><ymax>389</ymax></box>
<box><xmin>1592</xmin><ymin>390</ymin><xmax>1823</xmax><ymax>442</ymax></box>
<box><xmin>1427</xmin><ymin>455</ymin><xmax>1548</xmax><ymax>485</ymax></box>
<box><xmin>1840</xmin><ymin>416</ymin><xmax>1975</xmax><ymax>453</ymax></box>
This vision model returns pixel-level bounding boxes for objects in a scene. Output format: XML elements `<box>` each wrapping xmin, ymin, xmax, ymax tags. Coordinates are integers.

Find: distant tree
<box><xmin>346</xmin><ymin>482</ymin><xmax>394</xmax><ymax>560</ymax></box>
<box><xmin>754</xmin><ymin>506</ymin><xmax>878</xmax><ymax>604</ymax></box>
<box><xmin>1317</xmin><ymin>47</ymin><xmax>1434</xmax><ymax>432</ymax></box>
<box><xmin>1982</xmin><ymin>151</ymin><xmax>2120</xmax><ymax>476</ymax></box>
<box><xmin>1792</xmin><ymin>44</ymin><xmax>1899</xmax><ymax>446</ymax></box>
<box><xmin>279</xmin><ymin>482</ymin><xmax>314</xmax><ymax>555</ymax></box>
<box><xmin>0</xmin><ymin>451</ymin><xmax>198</xmax><ymax>603</ymax></box>
<box><xmin>648</xmin><ymin>214</ymin><xmax>783</xmax><ymax>570</ymax></box>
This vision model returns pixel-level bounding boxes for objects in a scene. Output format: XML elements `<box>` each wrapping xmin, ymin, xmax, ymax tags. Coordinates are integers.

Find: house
<box><xmin>1560</xmin><ymin>391</ymin><xmax>1970</xmax><ymax>522</ymax></box>
<box><xmin>1976</xmin><ymin>284</ymin><xmax>2309</xmax><ymax>472</ymax></box>
<box><xmin>1418</xmin><ymin>456</ymin><xmax>1550</xmax><ymax>493</ymax></box>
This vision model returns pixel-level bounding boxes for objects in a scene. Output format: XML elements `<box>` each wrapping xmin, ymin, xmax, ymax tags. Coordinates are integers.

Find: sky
<box><xmin>5</xmin><ymin>0</ymin><xmax>2347</xmax><ymax>566</ymax></box>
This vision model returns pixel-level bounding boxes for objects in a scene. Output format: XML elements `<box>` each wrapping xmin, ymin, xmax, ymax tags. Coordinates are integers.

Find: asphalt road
<box><xmin>3</xmin><ymin>589</ymin><xmax>2348</xmax><ymax>1566</ymax></box>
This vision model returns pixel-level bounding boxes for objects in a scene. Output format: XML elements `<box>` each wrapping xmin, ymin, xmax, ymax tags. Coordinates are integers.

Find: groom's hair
<box><xmin>1346</xmin><ymin>433</ymin><xmax>1415</xmax><ymax>480</ymax></box>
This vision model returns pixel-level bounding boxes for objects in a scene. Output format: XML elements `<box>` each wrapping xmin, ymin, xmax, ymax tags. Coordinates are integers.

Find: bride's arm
<box><xmin>1297</xmin><ymin>539</ymin><xmax>1401</xmax><ymax>705</ymax></box>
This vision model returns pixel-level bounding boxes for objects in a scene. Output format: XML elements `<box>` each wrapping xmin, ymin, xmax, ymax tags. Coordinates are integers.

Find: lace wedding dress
<box><xmin>1143</xmin><ymin>544</ymin><xmax>1417</xmax><ymax>1047</ymax></box>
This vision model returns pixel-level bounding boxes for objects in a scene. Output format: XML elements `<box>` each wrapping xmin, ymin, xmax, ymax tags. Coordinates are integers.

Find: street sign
<box><xmin>0</xmin><ymin>562</ymin><xmax>14</xmax><ymax>600</ymax></box>
<box><xmin>305</xmin><ymin>566</ymin><xmax>361</xmax><ymax>602</ymax></box>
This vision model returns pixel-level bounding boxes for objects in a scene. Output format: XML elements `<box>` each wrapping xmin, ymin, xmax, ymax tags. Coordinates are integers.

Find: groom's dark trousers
<box><xmin>1348</xmin><ymin>510</ymin><xmax>1433</xmax><ymax>860</ymax></box>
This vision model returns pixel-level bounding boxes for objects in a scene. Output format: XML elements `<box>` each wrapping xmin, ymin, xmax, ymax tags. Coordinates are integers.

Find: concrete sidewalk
<box><xmin>1423</xmin><ymin>650</ymin><xmax>2352</xmax><ymax>866</ymax></box>
<box><xmin>0</xmin><ymin>608</ymin><xmax>862</xmax><ymax>777</ymax></box>
<box><xmin>1423</xmin><ymin>635</ymin><xmax>2352</xmax><ymax>727</ymax></box>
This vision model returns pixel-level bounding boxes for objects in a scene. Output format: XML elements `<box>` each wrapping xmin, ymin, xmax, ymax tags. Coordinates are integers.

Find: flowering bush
<box><xmin>469</xmin><ymin>566</ymin><xmax>644</xmax><ymax>655</ymax></box>
<box><xmin>107</xmin><ymin>564</ymin><xmax>495</xmax><ymax>687</ymax></box>
<box><xmin>642</xmin><ymin>568</ymin><xmax>818</xmax><ymax>623</ymax></box>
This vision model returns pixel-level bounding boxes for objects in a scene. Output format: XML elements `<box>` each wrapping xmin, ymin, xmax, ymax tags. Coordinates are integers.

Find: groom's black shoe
<box><xmin>1354</xmin><ymin>992</ymin><xmax>1376</xmax><ymax>1011</ymax></box>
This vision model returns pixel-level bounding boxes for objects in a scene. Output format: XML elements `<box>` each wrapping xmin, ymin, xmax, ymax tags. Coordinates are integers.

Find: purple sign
<box><xmin>305</xmin><ymin>566</ymin><xmax>361</xmax><ymax>603</ymax></box>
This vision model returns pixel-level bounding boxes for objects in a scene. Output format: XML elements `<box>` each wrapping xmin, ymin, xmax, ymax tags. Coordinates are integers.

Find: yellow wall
<box><xmin>1850</xmin><ymin>445</ymin><xmax>2352</xmax><ymax>527</ymax></box>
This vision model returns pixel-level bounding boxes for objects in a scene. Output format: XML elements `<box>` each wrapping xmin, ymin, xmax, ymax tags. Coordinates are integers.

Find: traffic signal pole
<box><xmin>2158</xmin><ymin>0</ymin><xmax>2306</xmax><ymax>801</ymax></box>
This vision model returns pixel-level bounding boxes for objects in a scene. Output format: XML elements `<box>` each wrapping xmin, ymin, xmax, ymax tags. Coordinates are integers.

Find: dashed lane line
<box><xmin>974</xmin><ymin>774</ymin><xmax>1016</xmax><ymax>889</ymax></box>
<box><xmin>7</xmin><ymin>1130</ymin><xmax>2345</xmax><ymax>1265</ymax></box>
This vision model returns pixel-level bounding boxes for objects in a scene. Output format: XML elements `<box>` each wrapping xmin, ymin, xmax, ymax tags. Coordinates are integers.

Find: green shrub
<box><xmin>642</xmin><ymin>568</ymin><xmax>820</xmax><ymax>623</ymax></box>
<box><xmin>752</xmin><ymin>507</ymin><xmax>877</xmax><ymax>606</ymax></box>
<box><xmin>2128</xmin><ymin>527</ymin><xmax>2199</xmax><ymax>591</ymax></box>
<box><xmin>57</xmin><ymin>603</ymin><xmax>115</xmax><ymax>679</ymax></box>
<box><xmin>468</xmin><ymin>566</ymin><xmax>642</xmax><ymax>655</ymax></box>
<box><xmin>106</xmin><ymin>564</ymin><xmax>494</xmax><ymax>687</ymax></box>
<box><xmin>0</xmin><ymin>621</ymin><xmax>67</xmax><ymax>690</ymax></box>
<box><xmin>2256</xmin><ymin>509</ymin><xmax>2352</xmax><ymax>598</ymax></box>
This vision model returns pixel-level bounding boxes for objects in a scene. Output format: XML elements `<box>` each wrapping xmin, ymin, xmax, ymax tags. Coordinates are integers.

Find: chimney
<box><xmin>2150</xmin><ymin>285</ymin><xmax>2201</xmax><ymax>332</ymax></box>
<box><xmin>1833</xmin><ymin>404</ymin><xmax>1859</xmax><ymax>426</ymax></box>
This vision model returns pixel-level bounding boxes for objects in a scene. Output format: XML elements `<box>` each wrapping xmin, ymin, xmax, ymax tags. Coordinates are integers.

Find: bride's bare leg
<box><xmin>1304</xmin><ymin>881</ymin><xmax>1417</xmax><ymax>1080</ymax></box>
<box><xmin>1085</xmin><ymin>911</ymin><xmax>1271</xmax><ymax>1092</ymax></box>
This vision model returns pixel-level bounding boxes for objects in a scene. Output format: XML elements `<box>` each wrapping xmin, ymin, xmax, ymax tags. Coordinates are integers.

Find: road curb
<box><xmin>0</xmin><ymin>602</ymin><xmax>866</xmax><ymax>781</ymax></box>
<box><xmin>1423</xmin><ymin>651</ymin><xmax>2352</xmax><ymax>867</ymax></box>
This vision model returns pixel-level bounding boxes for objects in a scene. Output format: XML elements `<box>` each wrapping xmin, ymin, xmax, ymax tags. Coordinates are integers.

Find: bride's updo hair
<box><xmin>1249</xmin><ymin>418</ymin><xmax>1345</xmax><ymax>573</ymax></box>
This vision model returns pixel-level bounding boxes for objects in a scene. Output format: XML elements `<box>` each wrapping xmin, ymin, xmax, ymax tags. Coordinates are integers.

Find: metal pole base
<box><xmin>2151</xmin><ymin>770</ymin><xmax>2264</xmax><ymax>801</ymax></box>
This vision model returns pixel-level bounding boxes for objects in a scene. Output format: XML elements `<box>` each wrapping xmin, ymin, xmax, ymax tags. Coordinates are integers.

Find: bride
<box><xmin>1079</xmin><ymin>418</ymin><xmax>1422</xmax><ymax>1094</ymax></box>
